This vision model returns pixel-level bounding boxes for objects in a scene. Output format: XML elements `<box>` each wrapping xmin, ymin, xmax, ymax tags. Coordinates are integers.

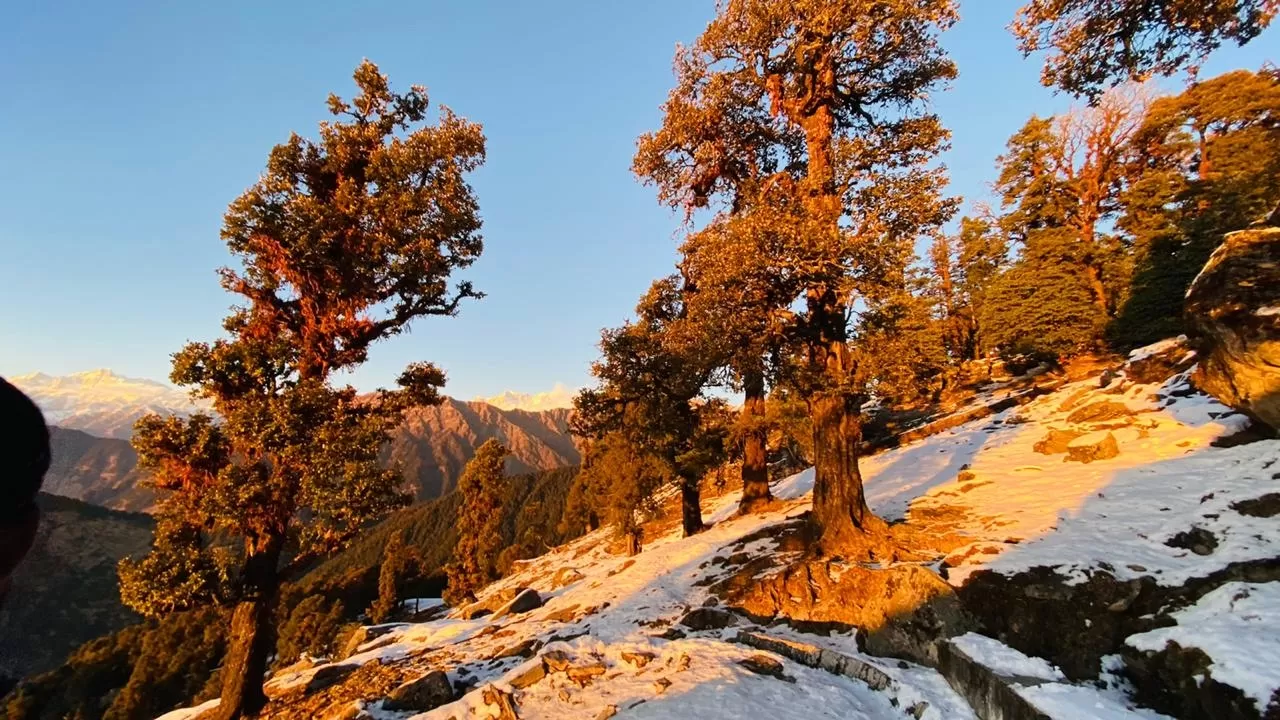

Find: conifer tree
<box><xmin>444</xmin><ymin>439</ymin><xmax>508</xmax><ymax>606</ymax></box>
<box><xmin>573</xmin><ymin>277</ymin><xmax>730</xmax><ymax>538</ymax></box>
<box><xmin>994</xmin><ymin>87</ymin><xmax>1149</xmax><ymax>322</ymax></box>
<box><xmin>368</xmin><ymin>531</ymin><xmax>407</xmax><ymax>624</ymax></box>
<box><xmin>118</xmin><ymin>60</ymin><xmax>485</xmax><ymax>720</ymax></box>
<box><xmin>1012</xmin><ymin>0</ymin><xmax>1277</xmax><ymax>99</ymax></box>
<box><xmin>637</xmin><ymin>0</ymin><xmax>959</xmax><ymax>552</ymax></box>
<box><xmin>1115</xmin><ymin>68</ymin><xmax>1280</xmax><ymax>345</ymax></box>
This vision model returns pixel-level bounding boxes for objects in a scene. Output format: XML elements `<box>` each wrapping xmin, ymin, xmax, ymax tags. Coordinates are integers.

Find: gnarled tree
<box><xmin>119</xmin><ymin>60</ymin><xmax>485</xmax><ymax>720</ymax></box>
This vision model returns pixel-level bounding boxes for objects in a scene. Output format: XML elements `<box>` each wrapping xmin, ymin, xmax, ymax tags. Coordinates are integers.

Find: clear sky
<box><xmin>1</xmin><ymin>1</ymin><xmax>1275</xmax><ymax>399</ymax></box>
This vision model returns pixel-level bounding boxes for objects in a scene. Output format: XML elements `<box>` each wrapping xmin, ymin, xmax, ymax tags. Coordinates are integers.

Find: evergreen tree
<box><xmin>117</xmin><ymin>60</ymin><xmax>485</xmax><ymax>720</ymax></box>
<box><xmin>994</xmin><ymin>87</ymin><xmax>1149</xmax><ymax>322</ymax></box>
<box><xmin>573</xmin><ymin>277</ymin><xmax>730</xmax><ymax>538</ymax></box>
<box><xmin>637</xmin><ymin>0</ymin><xmax>959</xmax><ymax>553</ymax></box>
<box><xmin>1012</xmin><ymin>0</ymin><xmax>1276</xmax><ymax>99</ymax></box>
<box><xmin>368</xmin><ymin>531</ymin><xmax>407</xmax><ymax>624</ymax></box>
<box><xmin>1115</xmin><ymin>68</ymin><xmax>1280</xmax><ymax>345</ymax></box>
<box><xmin>954</xmin><ymin>214</ymin><xmax>1011</xmax><ymax>359</ymax></box>
<box><xmin>276</xmin><ymin>595</ymin><xmax>346</xmax><ymax>664</ymax></box>
<box><xmin>444</xmin><ymin>440</ymin><xmax>508</xmax><ymax>606</ymax></box>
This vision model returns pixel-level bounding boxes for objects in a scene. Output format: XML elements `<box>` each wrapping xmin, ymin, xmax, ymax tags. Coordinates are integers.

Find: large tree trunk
<box><xmin>738</xmin><ymin>370</ymin><xmax>772</xmax><ymax>513</ymax></box>
<box><xmin>800</xmin><ymin>99</ymin><xmax>885</xmax><ymax>552</ymax></box>
<box><xmin>214</xmin><ymin>533</ymin><xmax>284</xmax><ymax>720</ymax></box>
<box><xmin>1084</xmin><ymin>263</ymin><xmax>1109</xmax><ymax>315</ymax></box>
<box><xmin>679</xmin><ymin>479</ymin><xmax>704</xmax><ymax>537</ymax></box>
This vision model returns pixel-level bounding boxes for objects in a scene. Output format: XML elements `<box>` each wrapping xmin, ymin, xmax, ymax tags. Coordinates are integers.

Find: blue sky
<box><xmin>1</xmin><ymin>1</ymin><xmax>1274</xmax><ymax>399</ymax></box>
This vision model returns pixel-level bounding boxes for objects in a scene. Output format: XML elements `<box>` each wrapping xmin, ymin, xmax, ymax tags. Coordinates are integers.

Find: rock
<box><xmin>714</xmin><ymin>560</ymin><xmax>972</xmax><ymax>666</ymax></box>
<box><xmin>481</xmin><ymin>685</ymin><xmax>518</xmax><ymax>720</ymax></box>
<box><xmin>594</xmin><ymin>705</ymin><xmax>618</xmax><ymax>720</ymax></box>
<box><xmin>543</xmin><ymin>604</ymin><xmax>581</xmax><ymax>623</ymax></box>
<box><xmin>1164</xmin><ymin>527</ymin><xmax>1218</xmax><ymax>556</ymax></box>
<box><xmin>382</xmin><ymin>670</ymin><xmax>455</xmax><ymax>712</ymax></box>
<box><xmin>656</xmin><ymin>627</ymin><xmax>686</xmax><ymax>641</ymax></box>
<box><xmin>1123</xmin><ymin>641</ymin><xmax>1266</xmax><ymax>720</ymax></box>
<box><xmin>653</xmin><ymin>677</ymin><xmax>672</xmax><ymax>693</ymax></box>
<box><xmin>678</xmin><ymin>607</ymin><xmax>739</xmax><ymax>631</ymax></box>
<box><xmin>1186</xmin><ymin>224</ymin><xmax>1280</xmax><ymax>430</ymax></box>
<box><xmin>737</xmin><ymin>654</ymin><xmax>795</xmax><ymax>682</ymax></box>
<box><xmin>1065</xmin><ymin>431</ymin><xmax>1119</xmax><ymax>463</ymax></box>
<box><xmin>552</xmin><ymin>567</ymin><xmax>585</xmax><ymax>589</ymax></box>
<box><xmin>508</xmin><ymin>659</ymin><xmax>548</xmax><ymax>689</ymax></box>
<box><xmin>1231</xmin><ymin>493</ymin><xmax>1280</xmax><ymax>518</ymax></box>
<box><xmin>620</xmin><ymin>650</ymin><xmax>656</xmax><ymax>668</ymax></box>
<box><xmin>461</xmin><ymin>605</ymin><xmax>493</xmax><ymax>620</ymax></box>
<box><xmin>337</xmin><ymin>624</ymin><xmax>405</xmax><ymax>660</ymax></box>
<box><xmin>1127</xmin><ymin>338</ymin><xmax>1195</xmax><ymax>384</ymax></box>
<box><xmin>304</xmin><ymin>663</ymin><xmax>360</xmax><ymax>694</ymax></box>
<box><xmin>495</xmin><ymin>638</ymin><xmax>542</xmax><ymax>660</ymax></box>
<box><xmin>1034</xmin><ymin>427</ymin><xmax>1084</xmax><ymax>455</ymax></box>
<box><xmin>542</xmin><ymin>649</ymin><xmax>573</xmax><ymax>673</ymax></box>
<box><xmin>1066</xmin><ymin>400</ymin><xmax>1133</xmax><ymax>424</ymax></box>
<box><xmin>566</xmin><ymin>662</ymin><xmax>607</xmax><ymax>686</ymax></box>
<box><xmin>492</xmin><ymin>588</ymin><xmax>543</xmax><ymax>620</ymax></box>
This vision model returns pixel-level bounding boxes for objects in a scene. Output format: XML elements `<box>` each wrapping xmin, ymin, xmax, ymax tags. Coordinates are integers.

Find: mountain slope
<box><xmin>25</xmin><ymin>381</ymin><xmax>581</xmax><ymax>511</ymax></box>
<box><xmin>157</xmin><ymin>339</ymin><xmax>1280</xmax><ymax>720</ymax></box>
<box><xmin>44</xmin><ymin>427</ymin><xmax>152</xmax><ymax>511</ymax></box>
<box><xmin>0</xmin><ymin>494</ymin><xmax>153</xmax><ymax>686</ymax></box>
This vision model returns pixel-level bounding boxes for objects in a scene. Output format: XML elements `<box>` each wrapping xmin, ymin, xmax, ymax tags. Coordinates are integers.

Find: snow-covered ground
<box><xmin>161</xmin><ymin>340</ymin><xmax>1280</xmax><ymax>719</ymax></box>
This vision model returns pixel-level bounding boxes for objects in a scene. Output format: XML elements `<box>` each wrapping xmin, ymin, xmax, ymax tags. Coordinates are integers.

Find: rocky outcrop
<box><xmin>713</xmin><ymin>558</ymin><xmax>972</xmax><ymax>666</ymax></box>
<box><xmin>1185</xmin><ymin>224</ymin><xmax>1280</xmax><ymax>430</ymax></box>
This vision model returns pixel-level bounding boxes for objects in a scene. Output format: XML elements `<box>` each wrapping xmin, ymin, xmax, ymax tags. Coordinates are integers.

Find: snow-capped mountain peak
<box><xmin>7</xmin><ymin>369</ymin><xmax>207</xmax><ymax>439</ymax></box>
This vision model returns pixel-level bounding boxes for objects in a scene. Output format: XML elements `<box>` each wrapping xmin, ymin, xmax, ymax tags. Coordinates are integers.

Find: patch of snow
<box><xmin>1016</xmin><ymin>682</ymin><xmax>1174</xmax><ymax>719</ymax></box>
<box><xmin>951</xmin><ymin>633</ymin><xmax>1065</xmax><ymax>681</ymax></box>
<box><xmin>153</xmin><ymin>699</ymin><xmax>220</xmax><ymax>720</ymax></box>
<box><xmin>1127</xmin><ymin>582</ymin><xmax>1280</xmax><ymax>711</ymax></box>
<box><xmin>1127</xmin><ymin>337</ymin><xmax>1187</xmax><ymax>362</ymax></box>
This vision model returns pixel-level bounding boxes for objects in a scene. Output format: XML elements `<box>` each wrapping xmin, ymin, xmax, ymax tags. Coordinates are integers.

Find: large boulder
<box><xmin>382</xmin><ymin>670</ymin><xmax>455</xmax><ymax>712</ymax></box>
<box><xmin>1185</xmin><ymin>223</ymin><xmax>1280</xmax><ymax>430</ymax></box>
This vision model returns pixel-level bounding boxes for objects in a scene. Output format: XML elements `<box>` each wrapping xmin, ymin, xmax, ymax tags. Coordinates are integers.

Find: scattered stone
<box><xmin>543</xmin><ymin>604</ymin><xmax>581</xmax><ymax>623</ymax></box>
<box><xmin>656</xmin><ymin>628</ymin><xmax>686</xmax><ymax>641</ymax></box>
<box><xmin>566</xmin><ymin>662</ymin><xmax>607</xmax><ymax>686</ymax></box>
<box><xmin>1034</xmin><ymin>427</ymin><xmax>1085</xmax><ymax>455</ymax></box>
<box><xmin>492</xmin><ymin>588</ymin><xmax>543</xmax><ymax>620</ymax></box>
<box><xmin>551</xmin><ymin>567</ymin><xmax>585</xmax><ymax>589</ymax></box>
<box><xmin>304</xmin><ymin>663</ymin><xmax>360</xmax><ymax>694</ymax></box>
<box><xmin>1066</xmin><ymin>400</ymin><xmax>1133</xmax><ymax>425</ymax></box>
<box><xmin>542</xmin><ymin>650</ymin><xmax>573</xmax><ymax>673</ymax></box>
<box><xmin>337</xmin><ymin>625</ymin><xmax>405</xmax><ymax>660</ymax></box>
<box><xmin>481</xmin><ymin>685</ymin><xmax>518</xmax><ymax>720</ymax></box>
<box><xmin>557</xmin><ymin>688</ymin><xmax>571</xmax><ymax>702</ymax></box>
<box><xmin>621</xmin><ymin>651</ymin><xmax>656</xmax><ymax>668</ymax></box>
<box><xmin>594</xmin><ymin>705</ymin><xmax>617</xmax><ymax>720</ymax></box>
<box><xmin>607</xmin><ymin>559</ymin><xmax>636</xmax><ymax>577</ymax></box>
<box><xmin>508</xmin><ymin>659</ymin><xmax>548</xmax><ymax>689</ymax></box>
<box><xmin>1065</xmin><ymin>431</ymin><xmax>1120</xmax><ymax>463</ymax></box>
<box><xmin>1165</xmin><ymin>527</ymin><xmax>1218</xmax><ymax>556</ymax></box>
<box><xmin>1186</xmin><ymin>223</ymin><xmax>1280</xmax><ymax>430</ymax></box>
<box><xmin>677</xmin><ymin>654</ymin><xmax>691</xmax><ymax>672</ymax></box>
<box><xmin>461</xmin><ymin>605</ymin><xmax>493</xmax><ymax>620</ymax></box>
<box><xmin>702</xmin><ymin>596</ymin><xmax>720</xmax><ymax>607</ymax></box>
<box><xmin>495</xmin><ymin>638</ymin><xmax>542</xmax><ymax>660</ymax></box>
<box><xmin>678</xmin><ymin>606</ymin><xmax>739</xmax><ymax>631</ymax></box>
<box><xmin>382</xmin><ymin>670</ymin><xmax>455</xmax><ymax>712</ymax></box>
<box><xmin>737</xmin><ymin>654</ymin><xmax>796</xmax><ymax>683</ymax></box>
<box><xmin>653</xmin><ymin>677</ymin><xmax>672</xmax><ymax>693</ymax></box>
<box><xmin>1231</xmin><ymin>493</ymin><xmax>1280</xmax><ymax>518</ymax></box>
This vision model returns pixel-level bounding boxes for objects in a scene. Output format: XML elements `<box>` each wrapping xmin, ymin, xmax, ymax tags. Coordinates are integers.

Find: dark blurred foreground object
<box><xmin>0</xmin><ymin>376</ymin><xmax>50</xmax><ymax>601</ymax></box>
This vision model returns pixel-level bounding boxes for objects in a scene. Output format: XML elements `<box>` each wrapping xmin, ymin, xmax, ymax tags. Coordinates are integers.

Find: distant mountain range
<box><xmin>8</xmin><ymin>369</ymin><xmax>207</xmax><ymax>440</ymax></box>
<box><xmin>6</xmin><ymin>371</ymin><xmax>581</xmax><ymax>512</ymax></box>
